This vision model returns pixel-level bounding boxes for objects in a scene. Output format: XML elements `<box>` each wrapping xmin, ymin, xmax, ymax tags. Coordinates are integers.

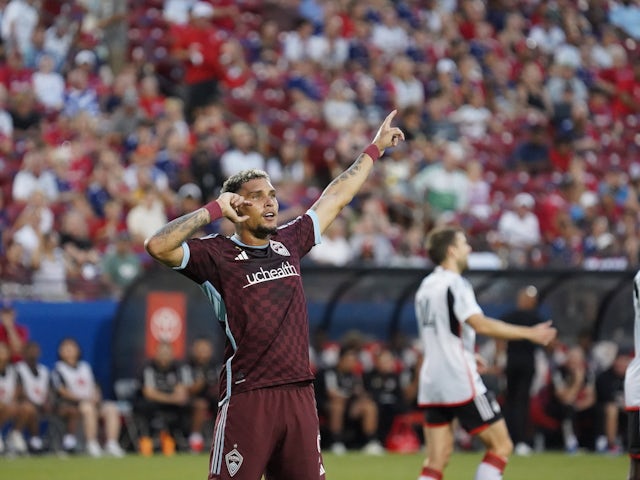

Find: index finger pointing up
<box><xmin>383</xmin><ymin>109</ymin><xmax>398</xmax><ymax>128</ymax></box>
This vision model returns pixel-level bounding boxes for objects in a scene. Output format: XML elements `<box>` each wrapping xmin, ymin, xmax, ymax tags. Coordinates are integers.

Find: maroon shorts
<box><xmin>208</xmin><ymin>382</ymin><xmax>326</xmax><ymax>480</ymax></box>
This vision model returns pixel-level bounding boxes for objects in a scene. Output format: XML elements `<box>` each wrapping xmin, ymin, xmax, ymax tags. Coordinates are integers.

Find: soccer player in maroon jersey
<box><xmin>145</xmin><ymin>111</ymin><xmax>404</xmax><ymax>480</ymax></box>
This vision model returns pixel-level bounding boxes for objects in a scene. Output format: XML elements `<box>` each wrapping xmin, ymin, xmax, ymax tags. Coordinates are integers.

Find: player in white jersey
<box><xmin>51</xmin><ymin>338</ymin><xmax>125</xmax><ymax>457</ymax></box>
<box><xmin>15</xmin><ymin>341</ymin><xmax>49</xmax><ymax>452</ymax></box>
<box><xmin>414</xmin><ymin>227</ymin><xmax>556</xmax><ymax>480</ymax></box>
<box><xmin>624</xmin><ymin>271</ymin><xmax>640</xmax><ymax>479</ymax></box>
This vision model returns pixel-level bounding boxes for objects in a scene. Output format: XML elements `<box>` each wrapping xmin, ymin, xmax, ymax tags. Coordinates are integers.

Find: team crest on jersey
<box><xmin>225</xmin><ymin>448</ymin><xmax>243</xmax><ymax>477</ymax></box>
<box><xmin>269</xmin><ymin>240</ymin><xmax>290</xmax><ymax>256</ymax></box>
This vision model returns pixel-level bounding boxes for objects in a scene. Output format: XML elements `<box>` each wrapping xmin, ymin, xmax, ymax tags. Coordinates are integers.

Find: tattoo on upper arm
<box><xmin>153</xmin><ymin>210</ymin><xmax>208</xmax><ymax>242</ymax></box>
<box><xmin>327</xmin><ymin>156</ymin><xmax>364</xmax><ymax>187</ymax></box>
<box><xmin>312</xmin><ymin>155</ymin><xmax>369</xmax><ymax>215</ymax></box>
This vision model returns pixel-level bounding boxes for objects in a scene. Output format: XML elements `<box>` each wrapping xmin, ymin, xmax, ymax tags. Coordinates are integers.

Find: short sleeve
<box><xmin>174</xmin><ymin>236</ymin><xmax>222</xmax><ymax>286</ymax></box>
<box><xmin>452</xmin><ymin>277</ymin><xmax>483</xmax><ymax>323</ymax></box>
<box><xmin>276</xmin><ymin>211</ymin><xmax>322</xmax><ymax>257</ymax></box>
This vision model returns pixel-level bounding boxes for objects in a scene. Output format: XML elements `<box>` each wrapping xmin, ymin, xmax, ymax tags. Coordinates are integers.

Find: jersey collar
<box><xmin>230</xmin><ymin>234</ymin><xmax>269</xmax><ymax>249</ymax></box>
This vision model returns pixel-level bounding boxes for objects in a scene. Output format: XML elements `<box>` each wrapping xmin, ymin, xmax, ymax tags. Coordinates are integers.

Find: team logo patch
<box><xmin>270</xmin><ymin>240</ymin><xmax>290</xmax><ymax>256</ymax></box>
<box><xmin>225</xmin><ymin>448</ymin><xmax>243</xmax><ymax>477</ymax></box>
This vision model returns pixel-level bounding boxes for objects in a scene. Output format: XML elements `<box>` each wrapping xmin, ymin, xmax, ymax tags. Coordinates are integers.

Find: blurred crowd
<box><xmin>1</xmin><ymin>0</ymin><xmax>640</xmax><ymax>303</ymax></box>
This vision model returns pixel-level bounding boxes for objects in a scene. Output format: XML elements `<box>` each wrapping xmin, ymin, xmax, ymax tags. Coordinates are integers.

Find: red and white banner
<box><xmin>145</xmin><ymin>291</ymin><xmax>186</xmax><ymax>359</ymax></box>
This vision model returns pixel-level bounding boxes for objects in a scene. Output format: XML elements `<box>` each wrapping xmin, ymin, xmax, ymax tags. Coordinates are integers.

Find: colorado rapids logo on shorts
<box><xmin>270</xmin><ymin>240</ymin><xmax>290</xmax><ymax>256</ymax></box>
<box><xmin>225</xmin><ymin>448</ymin><xmax>243</xmax><ymax>477</ymax></box>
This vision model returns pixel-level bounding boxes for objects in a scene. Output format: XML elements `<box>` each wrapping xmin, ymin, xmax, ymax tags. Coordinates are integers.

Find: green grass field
<box><xmin>0</xmin><ymin>451</ymin><xmax>628</xmax><ymax>480</ymax></box>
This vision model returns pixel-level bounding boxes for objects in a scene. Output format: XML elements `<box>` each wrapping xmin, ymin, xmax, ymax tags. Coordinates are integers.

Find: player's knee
<box><xmin>79</xmin><ymin>400</ymin><xmax>96</xmax><ymax>416</ymax></box>
<box><xmin>102</xmin><ymin>401</ymin><xmax>119</xmax><ymax>418</ymax></box>
<box><xmin>490</xmin><ymin>437</ymin><xmax>513</xmax><ymax>458</ymax></box>
<box><xmin>429</xmin><ymin>444</ymin><xmax>453</xmax><ymax>468</ymax></box>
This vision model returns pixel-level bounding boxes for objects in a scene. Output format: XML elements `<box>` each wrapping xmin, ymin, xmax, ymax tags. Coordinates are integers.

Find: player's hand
<box><xmin>216</xmin><ymin>192</ymin><xmax>252</xmax><ymax>223</ymax></box>
<box><xmin>530</xmin><ymin>320</ymin><xmax>557</xmax><ymax>346</ymax></box>
<box><xmin>372</xmin><ymin>110</ymin><xmax>405</xmax><ymax>154</ymax></box>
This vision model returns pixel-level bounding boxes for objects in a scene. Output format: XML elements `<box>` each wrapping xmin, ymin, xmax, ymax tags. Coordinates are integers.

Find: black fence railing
<box><xmin>104</xmin><ymin>265</ymin><xmax>638</xmax><ymax>382</ymax></box>
<box><xmin>299</xmin><ymin>266</ymin><xmax>637</xmax><ymax>347</ymax></box>
<box><xmin>8</xmin><ymin>262</ymin><xmax>638</xmax><ymax>349</ymax></box>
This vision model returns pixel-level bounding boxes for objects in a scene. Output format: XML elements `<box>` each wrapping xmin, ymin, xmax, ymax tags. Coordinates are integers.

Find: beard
<box><xmin>253</xmin><ymin>225</ymin><xmax>278</xmax><ymax>239</ymax></box>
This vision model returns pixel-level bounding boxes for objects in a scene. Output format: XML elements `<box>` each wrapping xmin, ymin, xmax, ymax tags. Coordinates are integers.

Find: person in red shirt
<box><xmin>0</xmin><ymin>50</ymin><xmax>33</xmax><ymax>94</ymax></box>
<box><xmin>138</xmin><ymin>74</ymin><xmax>167</xmax><ymax>119</ymax></box>
<box><xmin>549</xmin><ymin>135</ymin><xmax>573</xmax><ymax>173</ymax></box>
<box><xmin>537</xmin><ymin>179</ymin><xmax>570</xmax><ymax>243</ymax></box>
<box><xmin>621</xmin><ymin>57</ymin><xmax>640</xmax><ymax>113</ymax></box>
<box><xmin>596</xmin><ymin>44</ymin><xmax>636</xmax><ymax>120</ymax></box>
<box><xmin>0</xmin><ymin>301</ymin><xmax>28</xmax><ymax>362</ymax></box>
<box><xmin>209</xmin><ymin>0</ymin><xmax>239</xmax><ymax>32</ymax></box>
<box><xmin>170</xmin><ymin>2</ymin><xmax>223</xmax><ymax>121</ymax></box>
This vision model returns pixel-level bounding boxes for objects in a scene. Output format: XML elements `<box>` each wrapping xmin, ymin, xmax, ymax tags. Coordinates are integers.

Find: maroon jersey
<box><xmin>177</xmin><ymin>212</ymin><xmax>321</xmax><ymax>402</ymax></box>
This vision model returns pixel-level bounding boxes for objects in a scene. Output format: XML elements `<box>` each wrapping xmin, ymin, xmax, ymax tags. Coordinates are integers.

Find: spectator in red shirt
<box><xmin>209</xmin><ymin>0</ymin><xmax>239</xmax><ymax>32</ymax></box>
<box><xmin>90</xmin><ymin>199</ymin><xmax>127</xmax><ymax>250</ymax></box>
<box><xmin>538</xmin><ymin>178</ymin><xmax>571</xmax><ymax>243</ymax></box>
<box><xmin>620</xmin><ymin>54</ymin><xmax>640</xmax><ymax>113</ymax></box>
<box><xmin>218</xmin><ymin>38</ymin><xmax>255</xmax><ymax>100</ymax></box>
<box><xmin>0</xmin><ymin>301</ymin><xmax>28</xmax><ymax>362</ymax></box>
<box><xmin>596</xmin><ymin>44</ymin><xmax>636</xmax><ymax>120</ymax></box>
<box><xmin>549</xmin><ymin>135</ymin><xmax>573</xmax><ymax>173</ymax></box>
<box><xmin>0</xmin><ymin>49</ymin><xmax>33</xmax><ymax>94</ymax></box>
<box><xmin>138</xmin><ymin>74</ymin><xmax>166</xmax><ymax>119</ymax></box>
<box><xmin>458</xmin><ymin>0</ymin><xmax>486</xmax><ymax>40</ymax></box>
<box><xmin>170</xmin><ymin>2</ymin><xmax>223</xmax><ymax>121</ymax></box>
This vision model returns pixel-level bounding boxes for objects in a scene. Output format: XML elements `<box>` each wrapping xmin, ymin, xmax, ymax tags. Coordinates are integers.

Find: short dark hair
<box><xmin>221</xmin><ymin>169</ymin><xmax>270</xmax><ymax>194</ymax></box>
<box><xmin>426</xmin><ymin>227</ymin><xmax>462</xmax><ymax>265</ymax></box>
<box><xmin>57</xmin><ymin>337</ymin><xmax>81</xmax><ymax>360</ymax></box>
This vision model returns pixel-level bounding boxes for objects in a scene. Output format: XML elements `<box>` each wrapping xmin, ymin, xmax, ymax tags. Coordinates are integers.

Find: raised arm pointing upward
<box><xmin>310</xmin><ymin>109</ymin><xmax>404</xmax><ymax>233</ymax></box>
<box><xmin>145</xmin><ymin>110</ymin><xmax>404</xmax><ymax>267</ymax></box>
